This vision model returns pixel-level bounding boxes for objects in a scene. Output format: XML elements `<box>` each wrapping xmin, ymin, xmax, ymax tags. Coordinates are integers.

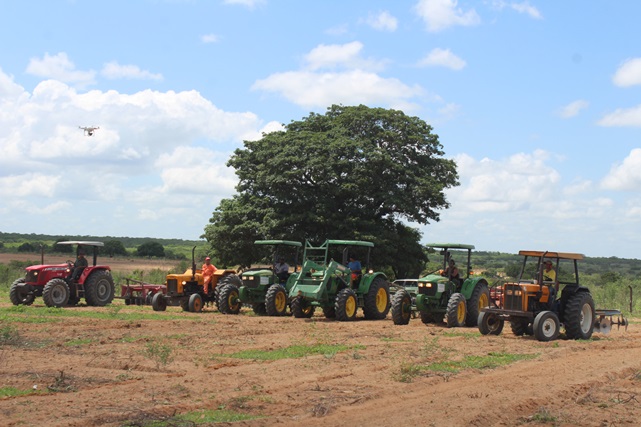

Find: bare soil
<box><xmin>1</xmin><ymin>256</ymin><xmax>639</xmax><ymax>427</ymax></box>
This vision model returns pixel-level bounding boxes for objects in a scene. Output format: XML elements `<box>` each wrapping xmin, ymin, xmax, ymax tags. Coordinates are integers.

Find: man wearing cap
<box><xmin>202</xmin><ymin>256</ymin><xmax>217</xmax><ymax>295</ymax></box>
<box><xmin>71</xmin><ymin>249</ymin><xmax>88</xmax><ymax>282</ymax></box>
<box><xmin>543</xmin><ymin>260</ymin><xmax>556</xmax><ymax>282</ymax></box>
<box><xmin>274</xmin><ymin>257</ymin><xmax>290</xmax><ymax>283</ymax></box>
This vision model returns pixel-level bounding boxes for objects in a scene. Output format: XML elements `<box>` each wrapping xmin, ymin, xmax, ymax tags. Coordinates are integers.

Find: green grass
<box><xmin>0</xmin><ymin>386</ymin><xmax>37</xmax><ymax>398</ymax></box>
<box><xmin>0</xmin><ymin>305</ymin><xmax>190</xmax><ymax>323</ymax></box>
<box><xmin>122</xmin><ymin>409</ymin><xmax>259</xmax><ymax>426</ymax></box>
<box><xmin>225</xmin><ymin>343</ymin><xmax>364</xmax><ymax>361</ymax></box>
<box><xmin>426</xmin><ymin>352</ymin><xmax>538</xmax><ymax>373</ymax></box>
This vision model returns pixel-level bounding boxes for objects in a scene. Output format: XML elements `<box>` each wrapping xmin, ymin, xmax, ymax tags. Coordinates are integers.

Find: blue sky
<box><xmin>1</xmin><ymin>0</ymin><xmax>640</xmax><ymax>258</ymax></box>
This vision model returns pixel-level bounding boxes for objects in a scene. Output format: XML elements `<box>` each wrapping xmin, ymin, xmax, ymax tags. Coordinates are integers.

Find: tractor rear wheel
<box><xmin>9</xmin><ymin>278</ymin><xmax>35</xmax><ymax>306</ymax></box>
<box><xmin>84</xmin><ymin>270</ymin><xmax>115</xmax><ymax>306</ymax></box>
<box><xmin>152</xmin><ymin>293</ymin><xmax>167</xmax><ymax>311</ymax></box>
<box><xmin>478</xmin><ymin>311</ymin><xmax>504</xmax><ymax>335</ymax></box>
<box><xmin>291</xmin><ymin>296</ymin><xmax>315</xmax><ymax>318</ymax></box>
<box><xmin>510</xmin><ymin>319</ymin><xmax>531</xmax><ymax>336</ymax></box>
<box><xmin>265</xmin><ymin>284</ymin><xmax>288</xmax><ymax>316</ymax></box>
<box><xmin>322</xmin><ymin>306</ymin><xmax>336</xmax><ymax>319</ymax></box>
<box><xmin>563</xmin><ymin>292</ymin><xmax>595</xmax><ymax>340</ymax></box>
<box><xmin>363</xmin><ymin>277</ymin><xmax>390</xmax><ymax>320</ymax></box>
<box><xmin>335</xmin><ymin>288</ymin><xmax>358</xmax><ymax>321</ymax></box>
<box><xmin>252</xmin><ymin>303</ymin><xmax>267</xmax><ymax>315</ymax></box>
<box><xmin>420</xmin><ymin>310</ymin><xmax>435</xmax><ymax>324</ymax></box>
<box><xmin>391</xmin><ymin>289</ymin><xmax>412</xmax><ymax>325</ymax></box>
<box><xmin>43</xmin><ymin>279</ymin><xmax>70</xmax><ymax>308</ymax></box>
<box><xmin>533</xmin><ymin>311</ymin><xmax>560</xmax><ymax>342</ymax></box>
<box><xmin>218</xmin><ymin>284</ymin><xmax>241</xmax><ymax>315</ymax></box>
<box><xmin>465</xmin><ymin>283</ymin><xmax>490</xmax><ymax>326</ymax></box>
<box><xmin>445</xmin><ymin>293</ymin><xmax>467</xmax><ymax>328</ymax></box>
<box><xmin>180</xmin><ymin>299</ymin><xmax>189</xmax><ymax>311</ymax></box>
<box><xmin>189</xmin><ymin>293</ymin><xmax>203</xmax><ymax>313</ymax></box>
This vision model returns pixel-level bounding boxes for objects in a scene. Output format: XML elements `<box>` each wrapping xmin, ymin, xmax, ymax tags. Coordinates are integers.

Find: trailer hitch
<box><xmin>594</xmin><ymin>309</ymin><xmax>629</xmax><ymax>334</ymax></box>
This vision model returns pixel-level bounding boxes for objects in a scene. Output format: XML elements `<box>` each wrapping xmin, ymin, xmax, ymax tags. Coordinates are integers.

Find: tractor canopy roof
<box><xmin>254</xmin><ymin>240</ymin><xmax>302</xmax><ymax>247</ymax></box>
<box><xmin>324</xmin><ymin>240</ymin><xmax>374</xmax><ymax>247</ymax></box>
<box><xmin>518</xmin><ymin>250</ymin><xmax>584</xmax><ymax>260</ymax></box>
<box><xmin>56</xmin><ymin>241</ymin><xmax>104</xmax><ymax>247</ymax></box>
<box><xmin>426</xmin><ymin>243</ymin><xmax>475</xmax><ymax>250</ymax></box>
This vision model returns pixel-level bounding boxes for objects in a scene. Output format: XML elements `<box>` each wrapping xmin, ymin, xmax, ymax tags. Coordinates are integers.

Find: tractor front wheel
<box><xmin>335</xmin><ymin>288</ymin><xmax>358</xmax><ymax>321</ymax></box>
<box><xmin>465</xmin><ymin>283</ymin><xmax>490</xmax><ymax>326</ymax></box>
<box><xmin>189</xmin><ymin>293</ymin><xmax>203</xmax><ymax>313</ymax></box>
<box><xmin>291</xmin><ymin>296</ymin><xmax>315</xmax><ymax>318</ymax></box>
<box><xmin>9</xmin><ymin>278</ymin><xmax>35</xmax><ymax>306</ymax></box>
<box><xmin>563</xmin><ymin>292</ymin><xmax>595</xmax><ymax>340</ymax></box>
<box><xmin>445</xmin><ymin>293</ymin><xmax>467</xmax><ymax>328</ymax></box>
<box><xmin>391</xmin><ymin>289</ymin><xmax>412</xmax><ymax>325</ymax></box>
<box><xmin>478</xmin><ymin>311</ymin><xmax>504</xmax><ymax>335</ymax></box>
<box><xmin>265</xmin><ymin>284</ymin><xmax>288</xmax><ymax>316</ymax></box>
<box><xmin>533</xmin><ymin>311</ymin><xmax>560</xmax><ymax>342</ymax></box>
<box><xmin>152</xmin><ymin>293</ymin><xmax>167</xmax><ymax>311</ymax></box>
<box><xmin>363</xmin><ymin>277</ymin><xmax>390</xmax><ymax>320</ymax></box>
<box><xmin>218</xmin><ymin>285</ymin><xmax>241</xmax><ymax>315</ymax></box>
<box><xmin>252</xmin><ymin>303</ymin><xmax>267</xmax><ymax>316</ymax></box>
<box><xmin>84</xmin><ymin>270</ymin><xmax>115</xmax><ymax>306</ymax></box>
<box><xmin>43</xmin><ymin>279</ymin><xmax>70</xmax><ymax>308</ymax></box>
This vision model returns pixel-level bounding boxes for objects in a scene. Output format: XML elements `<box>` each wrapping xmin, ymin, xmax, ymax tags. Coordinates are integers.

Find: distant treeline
<box><xmin>0</xmin><ymin>232</ymin><xmax>202</xmax><ymax>248</ymax></box>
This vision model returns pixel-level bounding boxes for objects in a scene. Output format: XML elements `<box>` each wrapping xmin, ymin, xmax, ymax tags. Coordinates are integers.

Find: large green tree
<box><xmin>204</xmin><ymin>105</ymin><xmax>459</xmax><ymax>276</ymax></box>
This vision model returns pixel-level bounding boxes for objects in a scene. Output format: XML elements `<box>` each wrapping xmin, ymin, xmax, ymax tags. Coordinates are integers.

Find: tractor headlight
<box><xmin>418</xmin><ymin>283</ymin><xmax>432</xmax><ymax>288</ymax></box>
<box><xmin>181</xmin><ymin>281</ymin><xmax>187</xmax><ymax>286</ymax></box>
<box><xmin>33</xmin><ymin>271</ymin><xmax>38</xmax><ymax>276</ymax></box>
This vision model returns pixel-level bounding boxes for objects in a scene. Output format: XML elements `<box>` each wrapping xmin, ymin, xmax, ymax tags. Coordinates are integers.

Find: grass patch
<box><xmin>0</xmin><ymin>324</ymin><xmax>22</xmax><ymax>345</ymax></box>
<box><xmin>0</xmin><ymin>305</ymin><xmax>189</xmax><ymax>323</ymax></box>
<box><xmin>142</xmin><ymin>341</ymin><xmax>175</xmax><ymax>369</ymax></box>
<box><xmin>427</xmin><ymin>352</ymin><xmax>538</xmax><ymax>373</ymax></box>
<box><xmin>0</xmin><ymin>386</ymin><xmax>36</xmax><ymax>398</ymax></box>
<box><xmin>123</xmin><ymin>408</ymin><xmax>259</xmax><ymax>426</ymax></box>
<box><xmin>226</xmin><ymin>343</ymin><xmax>363</xmax><ymax>361</ymax></box>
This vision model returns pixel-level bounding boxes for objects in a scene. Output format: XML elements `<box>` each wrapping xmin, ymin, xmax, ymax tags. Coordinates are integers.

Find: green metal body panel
<box><xmin>254</xmin><ymin>240</ymin><xmax>302</xmax><ymax>247</ymax></box>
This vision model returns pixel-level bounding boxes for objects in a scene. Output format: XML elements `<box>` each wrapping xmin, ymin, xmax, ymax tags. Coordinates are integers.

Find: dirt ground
<box><xmin>1</xmin><ymin>256</ymin><xmax>640</xmax><ymax>427</ymax></box>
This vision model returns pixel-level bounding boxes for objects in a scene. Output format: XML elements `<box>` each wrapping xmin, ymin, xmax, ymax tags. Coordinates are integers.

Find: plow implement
<box><xmin>594</xmin><ymin>309</ymin><xmax>629</xmax><ymax>334</ymax></box>
<box><xmin>118</xmin><ymin>278</ymin><xmax>165</xmax><ymax>306</ymax></box>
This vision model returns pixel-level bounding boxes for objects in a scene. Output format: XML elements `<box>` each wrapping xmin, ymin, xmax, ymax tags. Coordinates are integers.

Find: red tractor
<box><xmin>10</xmin><ymin>241</ymin><xmax>115</xmax><ymax>308</ymax></box>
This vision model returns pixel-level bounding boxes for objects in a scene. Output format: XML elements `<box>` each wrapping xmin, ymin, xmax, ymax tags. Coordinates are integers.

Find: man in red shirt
<box><xmin>202</xmin><ymin>257</ymin><xmax>217</xmax><ymax>295</ymax></box>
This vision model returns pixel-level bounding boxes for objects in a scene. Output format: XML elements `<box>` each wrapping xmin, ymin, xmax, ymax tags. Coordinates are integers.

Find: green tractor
<box><xmin>218</xmin><ymin>240</ymin><xmax>302</xmax><ymax>316</ymax></box>
<box><xmin>391</xmin><ymin>243</ymin><xmax>490</xmax><ymax>327</ymax></box>
<box><xmin>287</xmin><ymin>240</ymin><xmax>391</xmax><ymax>321</ymax></box>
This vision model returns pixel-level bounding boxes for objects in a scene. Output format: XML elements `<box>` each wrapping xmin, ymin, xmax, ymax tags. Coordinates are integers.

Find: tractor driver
<box><xmin>543</xmin><ymin>260</ymin><xmax>556</xmax><ymax>282</ymax></box>
<box><xmin>442</xmin><ymin>259</ymin><xmax>461</xmax><ymax>285</ymax></box>
<box><xmin>202</xmin><ymin>257</ymin><xmax>217</xmax><ymax>295</ymax></box>
<box><xmin>348</xmin><ymin>255</ymin><xmax>362</xmax><ymax>287</ymax></box>
<box><xmin>71</xmin><ymin>249</ymin><xmax>88</xmax><ymax>282</ymax></box>
<box><xmin>274</xmin><ymin>257</ymin><xmax>290</xmax><ymax>282</ymax></box>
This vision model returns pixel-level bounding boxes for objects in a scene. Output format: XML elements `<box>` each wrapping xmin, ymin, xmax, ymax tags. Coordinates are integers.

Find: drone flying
<box><xmin>79</xmin><ymin>126</ymin><xmax>99</xmax><ymax>136</ymax></box>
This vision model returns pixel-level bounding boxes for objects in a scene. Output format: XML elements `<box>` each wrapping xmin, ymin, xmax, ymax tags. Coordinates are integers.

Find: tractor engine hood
<box><xmin>418</xmin><ymin>274</ymin><xmax>448</xmax><ymax>285</ymax></box>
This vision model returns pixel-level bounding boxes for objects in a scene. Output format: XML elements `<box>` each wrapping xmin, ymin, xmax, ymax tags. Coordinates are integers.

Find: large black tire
<box><xmin>363</xmin><ymin>277</ymin><xmax>391</xmax><ymax>320</ymax></box>
<box><xmin>420</xmin><ymin>310</ymin><xmax>435</xmax><ymax>324</ymax></box>
<box><xmin>322</xmin><ymin>306</ymin><xmax>336</xmax><ymax>319</ymax></box>
<box><xmin>335</xmin><ymin>288</ymin><xmax>358</xmax><ymax>321</ymax></box>
<box><xmin>252</xmin><ymin>303</ymin><xmax>267</xmax><ymax>315</ymax></box>
<box><xmin>291</xmin><ymin>296</ymin><xmax>315</xmax><ymax>318</ymax></box>
<box><xmin>43</xmin><ymin>278</ymin><xmax>70</xmax><ymax>308</ymax></box>
<box><xmin>152</xmin><ymin>293</ymin><xmax>167</xmax><ymax>311</ymax></box>
<box><xmin>180</xmin><ymin>298</ymin><xmax>189</xmax><ymax>311</ymax></box>
<box><xmin>533</xmin><ymin>311</ymin><xmax>560</xmax><ymax>342</ymax></box>
<box><xmin>465</xmin><ymin>283</ymin><xmax>490</xmax><ymax>326</ymax></box>
<box><xmin>218</xmin><ymin>284</ymin><xmax>241</xmax><ymax>315</ymax></box>
<box><xmin>265</xmin><ymin>284</ymin><xmax>288</xmax><ymax>316</ymax></box>
<box><xmin>478</xmin><ymin>311</ymin><xmax>504</xmax><ymax>335</ymax></box>
<box><xmin>9</xmin><ymin>278</ymin><xmax>35</xmax><ymax>306</ymax></box>
<box><xmin>391</xmin><ymin>289</ymin><xmax>412</xmax><ymax>325</ymax></box>
<box><xmin>563</xmin><ymin>292</ymin><xmax>595</xmax><ymax>340</ymax></box>
<box><xmin>445</xmin><ymin>293</ymin><xmax>467</xmax><ymax>328</ymax></box>
<box><xmin>84</xmin><ymin>270</ymin><xmax>115</xmax><ymax>306</ymax></box>
<box><xmin>189</xmin><ymin>293</ymin><xmax>203</xmax><ymax>313</ymax></box>
<box><xmin>510</xmin><ymin>319</ymin><xmax>531</xmax><ymax>336</ymax></box>
<box><xmin>219</xmin><ymin>273</ymin><xmax>242</xmax><ymax>287</ymax></box>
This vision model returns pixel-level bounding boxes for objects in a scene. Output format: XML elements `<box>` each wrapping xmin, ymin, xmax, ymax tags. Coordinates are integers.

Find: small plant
<box><xmin>0</xmin><ymin>324</ymin><xmax>21</xmax><ymax>346</ymax></box>
<box><xmin>142</xmin><ymin>341</ymin><xmax>175</xmax><ymax>369</ymax></box>
<box><xmin>524</xmin><ymin>406</ymin><xmax>557</xmax><ymax>423</ymax></box>
<box><xmin>394</xmin><ymin>361</ymin><xmax>424</xmax><ymax>383</ymax></box>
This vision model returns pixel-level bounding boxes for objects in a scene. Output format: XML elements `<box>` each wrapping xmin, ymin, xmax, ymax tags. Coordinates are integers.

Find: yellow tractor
<box><xmin>151</xmin><ymin>247</ymin><xmax>239</xmax><ymax>313</ymax></box>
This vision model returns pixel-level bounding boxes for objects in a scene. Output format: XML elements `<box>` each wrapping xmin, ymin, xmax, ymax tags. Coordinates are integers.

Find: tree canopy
<box><xmin>136</xmin><ymin>241</ymin><xmax>165</xmax><ymax>258</ymax></box>
<box><xmin>204</xmin><ymin>105</ymin><xmax>459</xmax><ymax>277</ymax></box>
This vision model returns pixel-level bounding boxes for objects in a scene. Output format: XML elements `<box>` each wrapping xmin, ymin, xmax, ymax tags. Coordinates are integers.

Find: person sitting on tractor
<box><xmin>71</xmin><ymin>250</ymin><xmax>88</xmax><ymax>282</ymax></box>
<box><xmin>348</xmin><ymin>255</ymin><xmax>362</xmax><ymax>287</ymax></box>
<box><xmin>202</xmin><ymin>257</ymin><xmax>217</xmax><ymax>295</ymax></box>
<box><xmin>543</xmin><ymin>260</ymin><xmax>556</xmax><ymax>282</ymax></box>
<box><xmin>442</xmin><ymin>259</ymin><xmax>461</xmax><ymax>287</ymax></box>
<box><xmin>274</xmin><ymin>257</ymin><xmax>290</xmax><ymax>283</ymax></box>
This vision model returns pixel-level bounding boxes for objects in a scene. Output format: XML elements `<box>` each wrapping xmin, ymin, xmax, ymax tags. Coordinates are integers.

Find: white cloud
<box><xmin>612</xmin><ymin>58</ymin><xmax>641</xmax><ymax>87</ymax></box>
<box><xmin>303</xmin><ymin>41</ymin><xmax>386</xmax><ymax>72</ymax></box>
<box><xmin>598</xmin><ymin>105</ymin><xmax>641</xmax><ymax>127</ymax></box>
<box><xmin>365</xmin><ymin>11</ymin><xmax>398</xmax><ymax>32</ymax></box>
<box><xmin>510</xmin><ymin>2</ymin><xmax>542</xmax><ymax>19</ymax></box>
<box><xmin>222</xmin><ymin>0</ymin><xmax>265</xmax><ymax>9</ymax></box>
<box><xmin>201</xmin><ymin>33</ymin><xmax>220</xmax><ymax>43</ymax></box>
<box><xmin>557</xmin><ymin>99</ymin><xmax>589</xmax><ymax>118</ymax></box>
<box><xmin>101</xmin><ymin>62</ymin><xmax>163</xmax><ymax>81</ymax></box>
<box><xmin>414</xmin><ymin>0</ymin><xmax>480</xmax><ymax>32</ymax></box>
<box><xmin>25</xmin><ymin>52</ymin><xmax>95</xmax><ymax>87</ymax></box>
<box><xmin>601</xmin><ymin>148</ymin><xmax>641</xmax><ymax>191</ymax></box>
<box><xmin>252</xmin><ymin>69</ymin><xmax>422</xmax><ymax>110</ymax></box>
<box><xmin>418</xmin><ymin>48</ymin><xmax>466</xmax><ymax>70</ymax></box>
<box><xmin>0</xmin><ymin>67</ymin><xmax>25</xmax><ymax>98</ymax></box>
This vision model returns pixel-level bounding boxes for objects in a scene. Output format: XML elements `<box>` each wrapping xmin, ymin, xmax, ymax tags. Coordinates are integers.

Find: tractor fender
<box><xmin>79</xmin><ymin>266</ymin><xmax>111</xmax><ymax>283</ymax></box>
<box><xmin>357</xmin><ymin>272</ymin><xmax>388</xmax><ymax>294</ymax></box>
<box><xmin>460</xmin><ymin>277</ymin><xmax>489</xmax><ymax>299</ymax></box>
